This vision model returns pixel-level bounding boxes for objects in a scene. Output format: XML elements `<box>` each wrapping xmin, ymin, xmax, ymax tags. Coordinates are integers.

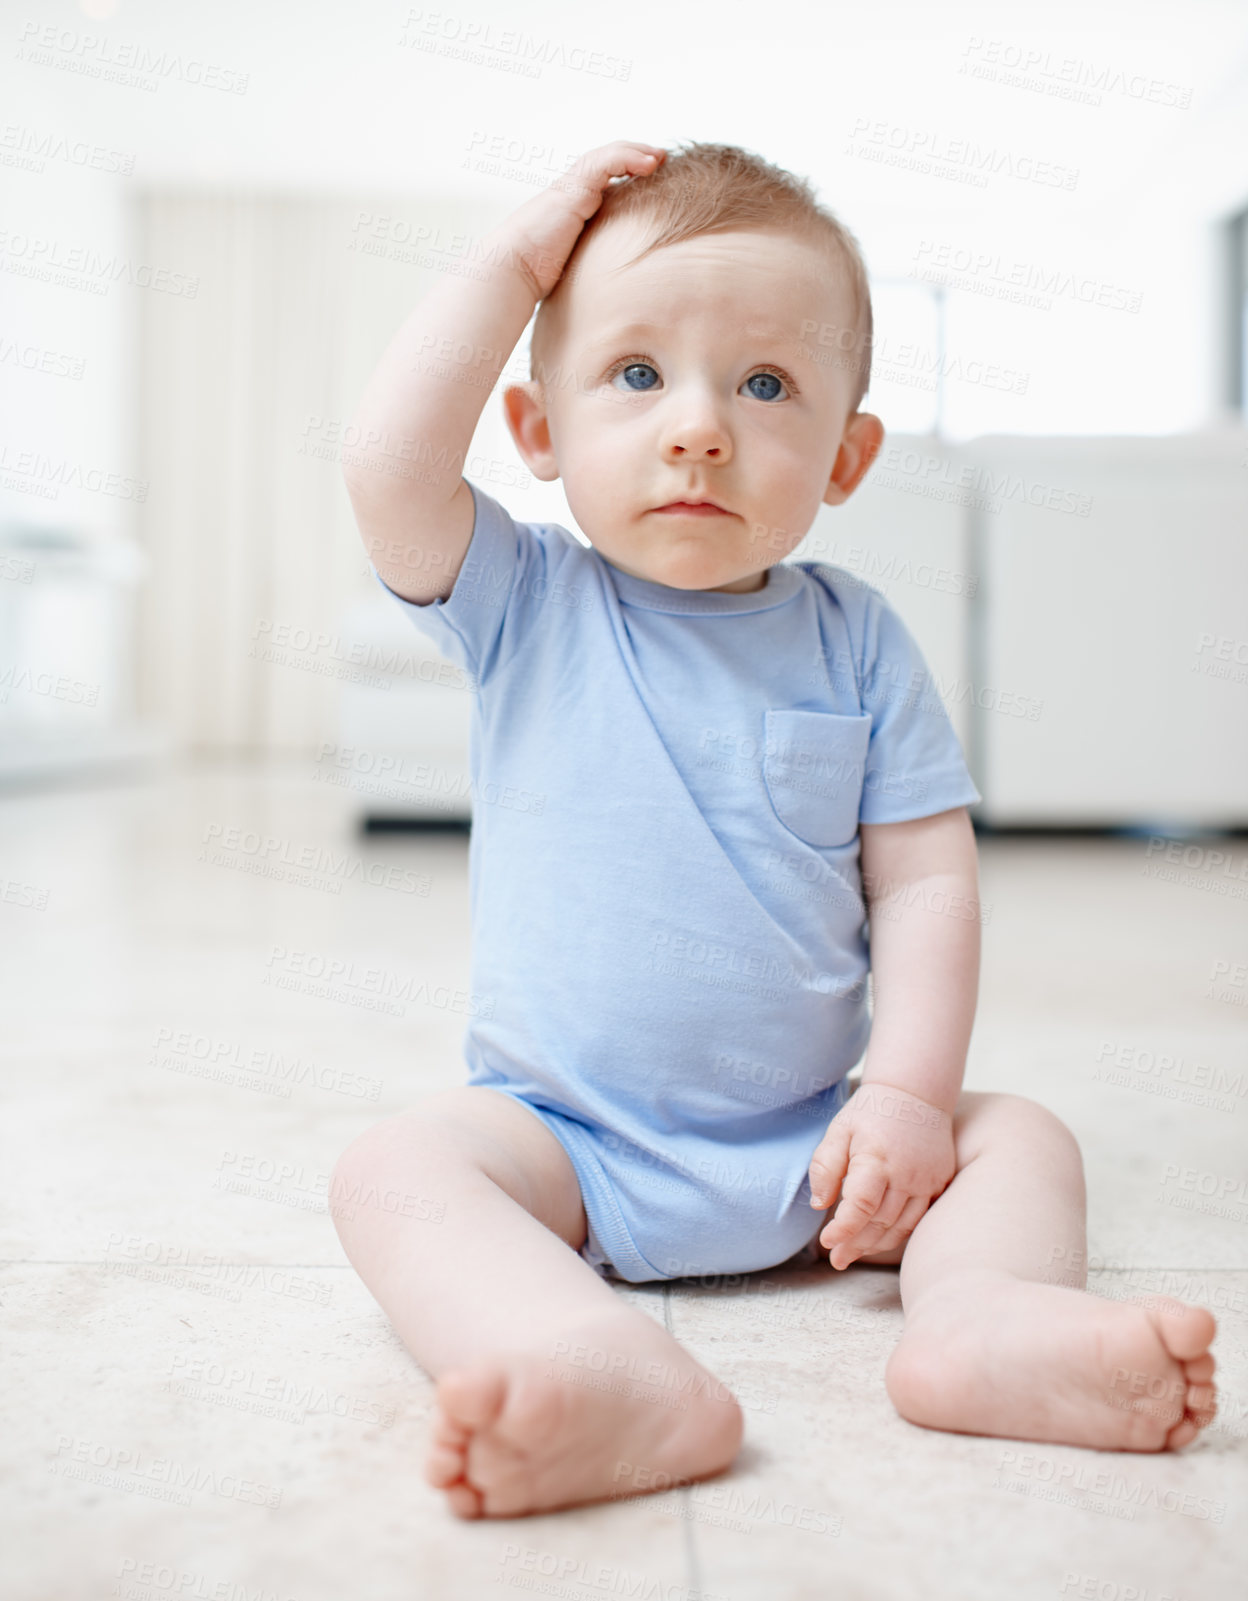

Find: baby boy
<box><xmin>332</xmin><ymin>140</ymin><xmax>1217</xmax><ymax>1519</ymax></box>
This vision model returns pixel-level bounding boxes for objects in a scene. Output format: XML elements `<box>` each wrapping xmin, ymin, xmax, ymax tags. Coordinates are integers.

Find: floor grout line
<box><xmin>3</xmin><ymin>1259</ymin><xmax>355</xmax><ymax>1268</ymax></box>
<box><xmin>661</xmin><ymin>1283</ymin><xmax>708</xmax><ymax>1598</ymax></box>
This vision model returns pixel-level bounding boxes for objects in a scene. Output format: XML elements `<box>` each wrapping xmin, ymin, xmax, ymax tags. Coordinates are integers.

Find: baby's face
<box><xmin>504</xmin><ymin>220</ymin><xmax>882</xmax><ymax>594</ymax></box>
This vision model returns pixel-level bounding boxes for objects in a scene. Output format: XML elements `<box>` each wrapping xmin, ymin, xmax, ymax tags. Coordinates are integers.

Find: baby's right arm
<box><xmin>342</xmin><ymin>139</ymin><xmax>666</xmax><ymax>605</ymax></box>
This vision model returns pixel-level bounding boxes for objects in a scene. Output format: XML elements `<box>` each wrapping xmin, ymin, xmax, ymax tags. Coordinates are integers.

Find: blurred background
<box><xmin>3</xmin><ymin>0</ymin><xmax>1246</xmax><ymax>830</ymax></box>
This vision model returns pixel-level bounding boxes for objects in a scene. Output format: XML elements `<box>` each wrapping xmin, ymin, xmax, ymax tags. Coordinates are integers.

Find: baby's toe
<box><xmin>436</xmin><ymin>1366</ymin><xmax>509</xmax><ymax>1431</ymax></box>
<box><xmin>443</xmin><ymin>1480</ymin><xmax>484</xmax><ymax>1519</ymax></box>
<box><xmin>1186</xmin><ymin>1381</ymin><xmax>1217</xmax><ymax>1426</ymax></box>
<box><xmin>1184</xmin><ymin>1352</ymin><xmax>1216</xmax><ymax>1385</ymax></box>
<box><xmin>429</xmin><ymin>1410</ymin><xmax>470</xmax><ymax>1450</ymax></box>
<box><xmin>425</xmin><ymin>1442</ymin><xmax>466</xmax><ymax>1488</ymax></box>
<box><xmin>1146</xmin><ymin>1298</ymin><xmax>1217</xmax><ymax>1362</ymax></box>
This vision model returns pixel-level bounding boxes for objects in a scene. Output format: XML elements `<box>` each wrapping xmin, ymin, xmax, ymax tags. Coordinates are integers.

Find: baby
<box><xmin>331</xmin><ymin>139</ymin><xmax>1217</xmax><ymax>1519</ymax></box>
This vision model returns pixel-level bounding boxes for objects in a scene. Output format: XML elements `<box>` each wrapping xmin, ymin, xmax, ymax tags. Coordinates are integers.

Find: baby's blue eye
<box><xmin>613</xmin><ymin>362</ymin><xmax>659</xmax><ymax>392</ymax></box>
<box><xmin>743</xmin><ymin>371</ymin><xmax>785</xmax><ymax>401</ymax></box>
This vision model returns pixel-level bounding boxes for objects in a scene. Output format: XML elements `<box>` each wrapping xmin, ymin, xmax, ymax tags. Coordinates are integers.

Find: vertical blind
<box><xmin>133</xmin><ymin>189</ymin><xmax>505</xmax><ymax>754</ymax></box>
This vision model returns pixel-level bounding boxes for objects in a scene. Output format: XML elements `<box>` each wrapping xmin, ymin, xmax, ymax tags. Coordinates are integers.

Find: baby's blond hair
<box><xmin>530</xmin><ymin>140</ymin><xmax>874</xmax><ymax>413</ymax></box>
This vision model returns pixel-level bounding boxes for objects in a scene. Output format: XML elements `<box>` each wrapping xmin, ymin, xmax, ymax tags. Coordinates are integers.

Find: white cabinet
<box><xmin>970</xmin><ymin>432</ymin><xmax>1248</xmax><ymax>828</ymax></box>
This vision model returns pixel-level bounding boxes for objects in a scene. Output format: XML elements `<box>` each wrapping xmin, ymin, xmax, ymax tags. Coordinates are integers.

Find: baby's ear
<box><xmin>823</xmin><ymin>412</ymin><xmax>885</xmax><ymax>507</ymax></box>
<box><xmin>502</xmin><ymin>382</ymin><xmax>560</xmax><ymax>482</ymax></box>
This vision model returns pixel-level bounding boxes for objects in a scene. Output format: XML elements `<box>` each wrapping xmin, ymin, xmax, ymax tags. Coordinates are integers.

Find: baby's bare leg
<box><xmin>330</xmin><ymin>1087</ymin><xmax>743</xmax><ymax>1518</ymax></box>
<box><xmin>863</xmin><ymin>1091</ymin><xmax>1217</xmax><ymax>1450</ymax></box>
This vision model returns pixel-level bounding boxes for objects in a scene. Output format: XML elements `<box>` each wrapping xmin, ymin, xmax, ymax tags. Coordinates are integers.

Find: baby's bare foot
<box><xmin>423</xmin><ymin>1307</ymin><xmax>745</xmax><ymax>1518</ymax></box>
<box><xmin>885</xmin><ymin>1271</ymin><xmax>1217</xmax><ymax>1452</ymax></box>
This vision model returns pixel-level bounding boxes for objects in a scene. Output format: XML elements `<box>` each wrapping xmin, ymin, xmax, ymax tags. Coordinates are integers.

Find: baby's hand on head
<box><xmin>807</xmin><ymin>1082</ymin><xmax>956</xmax><ymax>1270</ymax></box>
<box><xmin>501</xmin><ymin>140</ymin><xmax>666</xmax><ymax>300</ymax></box>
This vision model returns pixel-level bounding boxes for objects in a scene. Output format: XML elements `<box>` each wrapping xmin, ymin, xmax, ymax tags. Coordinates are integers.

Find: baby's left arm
<box><xmin>808</xmin><ymin>806</ymin><xmax>981</xmax><ymax>1268</ymax></box>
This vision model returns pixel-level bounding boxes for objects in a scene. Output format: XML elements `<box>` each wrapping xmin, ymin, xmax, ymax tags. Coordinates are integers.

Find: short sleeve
<box><xmin>370</xmin><ymin>479</ymin><xmax>554</xmax><ymax>689</ymax></box>
<box><xmin>855</xmin><ymin>590</ymin><xmax>982</xmax><ymax>825</ymax></box>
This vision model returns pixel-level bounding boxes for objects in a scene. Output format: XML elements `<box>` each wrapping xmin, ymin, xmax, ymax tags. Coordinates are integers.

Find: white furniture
<box><xmin>969</xmin><ymin>431</ymin><xmax>1248</xmax><ymax>828</ymax></box>
<box><xmin>0</xmin><ymin>524</ymin><xmax>163</xmax><ymax>786</ymax></box>
<box><xmin>333</xmin><ymin>592</ymin><xmax>472</xmax><ymax>824</ymax></box>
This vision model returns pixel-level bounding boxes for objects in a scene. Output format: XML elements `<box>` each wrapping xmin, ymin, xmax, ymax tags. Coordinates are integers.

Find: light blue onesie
<box><xmin>376</xmin><ymin>480</ymin><xmax>981</xmax><ymax>1283</ymax></box>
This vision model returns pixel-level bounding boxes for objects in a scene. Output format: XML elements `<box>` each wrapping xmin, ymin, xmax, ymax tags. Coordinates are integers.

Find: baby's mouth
<box><xmin>652</xmin><ymin>501</ymin><xmax>734</xmax><ymax>517</ymax></box>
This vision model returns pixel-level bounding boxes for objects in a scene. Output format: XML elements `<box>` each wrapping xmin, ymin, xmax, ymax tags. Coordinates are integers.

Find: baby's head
<box><xmin>503</xmin><ymin>142</ymin><xmax>884</xmax><ymax>595</ymax></box>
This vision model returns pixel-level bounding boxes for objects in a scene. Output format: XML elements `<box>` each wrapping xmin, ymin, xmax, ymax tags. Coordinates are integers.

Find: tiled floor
<box><xmin>4</xmin><ymin>761</ymin><xmax>1246</xmax><ymax>1599</ymax></box>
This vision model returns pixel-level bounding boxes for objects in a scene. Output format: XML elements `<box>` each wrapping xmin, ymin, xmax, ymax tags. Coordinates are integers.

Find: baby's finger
<box><xmin>872</xmin><ymin>1185</ymin><xmax>911</xmax><ymax>1233</ymax></box>
<box><xmin>819</xmin><ymin>1154</ymin><xmax>888</xmax><ymax>1251</ymax></box>
<box><xmin>569</xmin><ymin>140</ymin><xmax>667</xmax><ymax>173</ymax></box>
<box><xmin>553</xmin><ymin>142</ymin><xmax>665</xmax><ymax>206</ymax></box>
<box><xmin>865</xmin><ymin>1194</ymin><xmax>932</xmax><ymax>1258</ymax></box>
<box><xmin>821</xmin><ymin>1183</ymin><xmax>909</xmax><ymax>1266</ymax></box>
<box><xmin>818</xmin><ymin>1181</ymin><xmax>903</xmax><ymax>1253</ymax></box>
<box><xmin>808</xmin><ymin>1122</ymin><xmax>852</xmax><ymax>1208</ymax></box>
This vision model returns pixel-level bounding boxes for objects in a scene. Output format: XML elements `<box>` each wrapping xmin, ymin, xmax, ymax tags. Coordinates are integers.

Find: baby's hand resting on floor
<box><xmin>807</xmin><ymin>1082</ymin><xmax>956</xmax><ymax>1269</ymax></box>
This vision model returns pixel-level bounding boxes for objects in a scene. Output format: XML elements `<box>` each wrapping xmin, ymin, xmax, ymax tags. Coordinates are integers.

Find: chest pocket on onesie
<box><xmin>762</xmin><ymin>708</ymin><xmax>872</xmax><ymax>849</ymax></box>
